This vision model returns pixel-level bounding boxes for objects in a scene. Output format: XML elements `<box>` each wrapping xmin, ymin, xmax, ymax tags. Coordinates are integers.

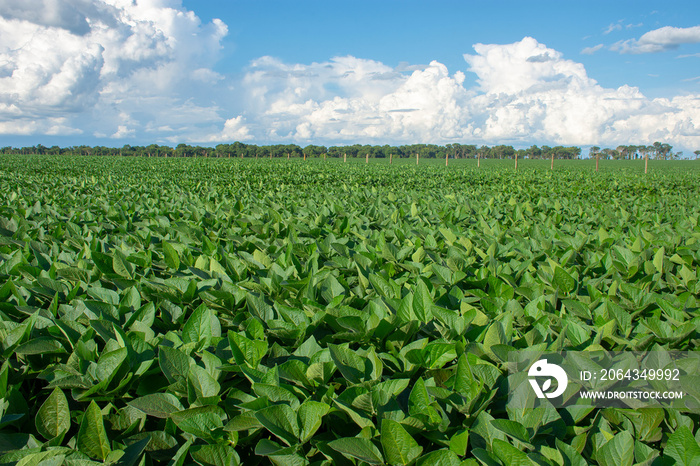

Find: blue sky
<box><xmin>1</xmin><ymin>0</ymin><xmax>699</xmax><ymax>154</ymax></box>
<box><xmin>189</xmin><ymin>1</ymin><xmax>698</xmax><ymax>97</ymax></box>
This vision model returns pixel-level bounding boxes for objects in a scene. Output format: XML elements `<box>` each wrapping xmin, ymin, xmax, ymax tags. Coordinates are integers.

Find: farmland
<box><xmin>1</xmin><ymin>155</ymin><xmax>699</xmax><ymax>465</ymax></box>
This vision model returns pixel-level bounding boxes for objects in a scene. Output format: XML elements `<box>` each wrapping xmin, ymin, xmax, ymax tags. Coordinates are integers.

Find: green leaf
<box><xmin>329</xmin><ymin>344</ymin><xmax>365</xmax><ymax>385</ymax></box>
<box><xmin>255</xmin><ymin>404</ymin><xmax>299</xmax><ymax>446</ymax></box>
<box><xmin>320</xmin><ymin>274</ymin><xmax>346</xmax><ymax>303</ymax></box>
<box><xmin>328</xmin><ymin>437</ymin><xmax>384</xmax><ymax>465</ymax></box>
<box><xmin>188</xmin><ymin>365</ymin><xmax>221</xmax><ymax>403</ymax></box>
<box><xmin>112</xmin><ymin>250</ymin><xmax>133</xmax><ymax>279</ymax></box>
<box><xmin>416</xmin><ymin>449</ymin><xmax>462</xmax><ymax>466</ymax></box>
<box><xmin>253</xmin><ymin>383</ymin><xmax>300</xmax><ymax>410</ymax></box>
<box><xmin>482</xmin><ymin>321</ymin><xmax>506</xmax><ymax>355</ymax></box>
<box><xmin>9</xmin><ymin>451</ymin><xmax>66</xmax><ymax>465</ymax></box>
<box><xmin>381</xmin><ymin>419</ymin><xmax>423</xmax><ymax>465</ymax></box>
<box><xmin>424</xmin><ymin>341</ymin><xmax>457</xmax><ymax>369</ymax></box>
<box><xmin>182</xmin><ymin>304</ymin><xmax>221</xmax><ymax>345</ymax></box>
<box><xmin>439</xmin><ymin>227</ymin><xmax>457</xmax><ymax>245</ymax></box>
<box><xmin>189</xmin><ymin>444</ymin><xmax>239</xmax><ymax>466</ymax></box>
<box><xmin>297</xmin><ymin>400</ymin><xmax>330</xmax><ymax>443</ymax></box>
<box><xmin>171</xmin><ymin>407</ymin><xmax>225</xmax><ymax>441</ymax></box>
<box><xmin>332</xmin><ymin>398</ymin><xmax>374</xmax><ymax>430</ymax></box>
<box><xmin>255</xmin><ymin>438</ymin><xmax>297</xmax><ymax>457</ymax></box>
<box><xmin>412</xmin><ymin>280</ymin><xmax>432</xmax><ymax>322</ymax></box>
<box><xmin>664</xmin><ymin>426</ymin><xmax>700</xmax><ymax>466</ymax></box>
<box><xmin>128</xmin><ymin>393</ymin><xmax>185</xmax><ymax>418</ymax></box>
<box><xmin>653</xmin><ymin>246</ymin><xmax>665</xmax><ymax>274</ymax></box>
<box><xmin>555</xmin><ymin>439</ymin><xmax>587</xmax><ymax>466</ymax></box>
<box><xmin>96</xmin><ymin>346</ymin><xmax>127</xmax><ymax>385</ymax></box>
<box><xmin>163</xmin><ymin>242</ymin><xmax>181</xmax><ymax>270</ymax></box>
<box><xmin>491</xmin><ymin>438</ymin><xmax>535</xmax><ymax>465</ymax></box>
<box><xmin>117</xmin><ymin>436</ymin><xmax>150</xmax><ymax>466</ymax></box>
<box><xmin>14</xmin><ymin>337</ymin><xmax>66</xmax><ymax>355</ymax></box>
<box><xmin>597</xmin><ymin>431</ymin><xmax>634</xmax><ymax>466</ymax></box>
<box><xmin>246</xmin><ymin>292</ymin><xmax>274</xmax><ymax>322</ymax></box>
<box><xmin>158</xmin><ymin>345</ymin><xmax>193</xmax><ymax>385</ymax></box>
<box><xmin>120</xmin><ymin>286</ymin><xmax>142</xmax><ymax>311</ymax></box>
<box><xmin>408</xmin><ymin>378</ymin><xmax>430</xmax><ymax>416</ymax></box>
<box><xmin>166</xmin><ymin>437</ymin><xmax>194</xmax><ymax>466</ymax></box>
<box><xmin>35</xmin><ymin>387</ymin><xmax>70</xmax><ymax>440</ymax></box>
<box><xmin>369</xmin><ymin>273</ymin><xmax>399</xmax><ymax>299</ymax></box>
<box><xmin>77</xmin><ymin>400</ymin><xmax>111</xmax><ymax>460</ymax></box>
<box><xmin>449</xmin><ymin>429</ymin><xmax>469</xmax><ymax>457</ymax></box>
<box><xmin>491</xmin><ymin>419</ymin><xmax>531</xmax><ymax>445</ymax></box>
<box><xmin>553</xmin><ymin>266</ymin><xmax>576</xmax><ymax>294</ymax></box>
<box><xmin>228</xmin><ymin>331</ymin><xmax>267</xmax><ymax>368</ymax></box>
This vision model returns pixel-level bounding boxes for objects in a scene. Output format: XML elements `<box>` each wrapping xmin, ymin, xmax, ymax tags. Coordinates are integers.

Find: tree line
<box><xmin>589</xmin><ymin>143</ymin><xmax>694</xmax><ymax>160</ymax></box>
<box><xmin>0</xmin><ymin>143</ymin><xmax>579</xmax><ymax>159</ymax></box>
<box><xmin>1</xmin><ymin>141</ymin><xmax>693</xmax><ymax>159</ymax></box>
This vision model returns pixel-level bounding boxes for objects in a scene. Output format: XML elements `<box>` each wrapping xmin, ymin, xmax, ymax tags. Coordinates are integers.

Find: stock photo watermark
<box><xmin>508</xmin><ymin>351</ymin><xmax>700</xmax><ymax>411</ymax></box>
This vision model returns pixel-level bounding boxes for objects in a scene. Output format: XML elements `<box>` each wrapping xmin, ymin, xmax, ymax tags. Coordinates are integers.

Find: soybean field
<box><xmin>1</xmin><ymin>155</ymin><xmax>699</xmax><ymax>465</ymax></box>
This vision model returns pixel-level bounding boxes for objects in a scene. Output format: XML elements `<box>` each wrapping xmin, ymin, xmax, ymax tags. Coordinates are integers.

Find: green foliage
<box><xmin>0</xmin><ymin>156</ymin><xmax>699</xmax><ymax>464</ymax></box>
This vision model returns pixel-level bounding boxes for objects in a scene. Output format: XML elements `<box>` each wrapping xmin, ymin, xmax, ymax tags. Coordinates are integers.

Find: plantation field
<box><xmin>1</xmin><ymin>155</ymin><xmax>699</xmax><ymax>465</ymax></box>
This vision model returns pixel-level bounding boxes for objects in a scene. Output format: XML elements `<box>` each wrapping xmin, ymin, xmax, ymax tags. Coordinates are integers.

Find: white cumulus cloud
<box><xmin>612</xmin><ymin>25</ymin><xmax>700</xmax><ymax>54</ymax></box>
<box><xmin>226</xmin><ymin>36</ymin><xmax>699</xmax><ymax>151</ymax></box>
<box><xmin>0</xmin><ymin>0</ymin><xmax>228</xmax><ymax>141</ymax></box>
<box><xmin>202</xmin><ymin>116</ymin><xmax>253</xmax><ymax>143</ymax></box>
<box><xmin>461</xmin><ymin>37</ymin><xmax>698</xmax><ymax>148</ymax></box>
<box><xmin>237</xmin><ymin>56</ymin><xmax>471</xmax><ymax>143</ymax></box>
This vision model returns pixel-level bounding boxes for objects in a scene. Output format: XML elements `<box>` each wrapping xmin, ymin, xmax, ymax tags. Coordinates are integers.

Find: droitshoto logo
<box><xmin>528</xmin><ymin>359</ymin><xmax>568</xmax><ymax>399</ymax></box>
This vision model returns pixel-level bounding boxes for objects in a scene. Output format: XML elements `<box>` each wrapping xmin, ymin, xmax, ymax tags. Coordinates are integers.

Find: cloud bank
<box><xmin>227</xmin><ymin>37</ymin><xmax>699</xmax><ymax>150</ymax></box>
<box><xmin>0</xmin><ymin>2</ymin><xmax>698</xmax><ymax>152</ymax></box>
<box><xmin>0</xmin><ymin>0</ymin><xmax>227</xmax><ymax>140</ymax></box>
<box><xmin>612</xmin><ymin>25</ymin><xmax>700</xmax><ymax>54</ymax></box>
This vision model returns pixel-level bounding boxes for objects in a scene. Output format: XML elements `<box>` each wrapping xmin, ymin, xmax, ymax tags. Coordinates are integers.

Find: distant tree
<box><xmin>303</xmin><ymin>145</ymin><xmax>327</xmax><ymax>158</ymax></box>
<box><xmin>175</xmin><ymin>143</ymin><xmax>193</xmax><ymax>157</ymax></box>
<box><xmin>600</xmin><ymin>148</ymin><xmax>618</xmax><ymax>160</ymax></box>
<box><xmin>616</xmin><ymin>145</ymin><xmax>632</xmax><ymax>160</ymax></box>
<box><xmin>539</xmin><ymin>145</ymin><xmax>552</xmax><ymax>160</ymax></box>
<box><xmin>489</xmin><ymin>145</ymin><xmax>515</xmax><ymax>159</ymax></box>
<box><xmin>526</xmin><ymin>145</ymin><xmax>541</xmax><ymax>159</ymax></box>
<box><xmin>462</xmin><ymin>144</ymin><xmax>477</xmax><ymax>159</ymax></box>
<box><xmin>652</xmin><ymin>141</ymin><xmax>673</xmax><ymax>160</ymax></box>
<box><xmin>627</xmin><ymin>145</ymin><xmax>640</xmax><ymax>160</ymax></box>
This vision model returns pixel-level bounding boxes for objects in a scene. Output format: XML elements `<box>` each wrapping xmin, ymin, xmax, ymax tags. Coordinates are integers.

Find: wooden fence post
<box><xmin>645</xmin><ymin>152</ymin><xmax>648</xmax><ymax>174</ymax></box>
